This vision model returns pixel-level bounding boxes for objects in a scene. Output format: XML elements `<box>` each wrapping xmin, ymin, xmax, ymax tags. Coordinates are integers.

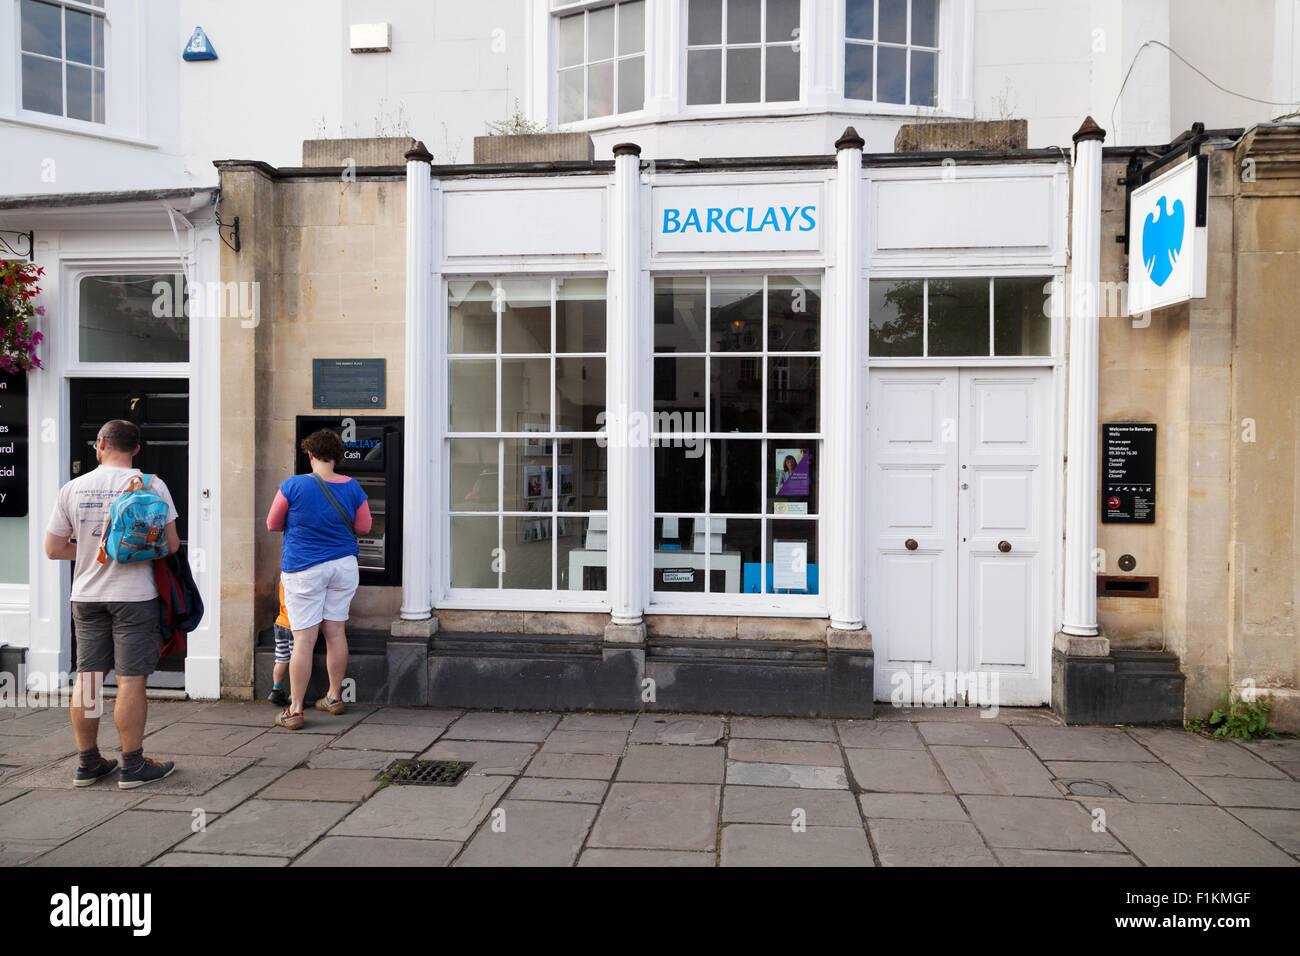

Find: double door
<box><xmin>868</xmin><ymin>368</ymin><xmax>1053</xmax><ymax>706</ymax></box>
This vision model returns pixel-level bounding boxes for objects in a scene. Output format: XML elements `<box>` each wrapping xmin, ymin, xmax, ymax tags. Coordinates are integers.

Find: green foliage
<box><xmin>485</xmin><ymin>99</ymin><xmax>548</xmax><ymax>136</ymax></box>
<box><xmin>1186</xmin><ymin>687</ymin><xmax>1278</xmax><ymax>740</ymax></box>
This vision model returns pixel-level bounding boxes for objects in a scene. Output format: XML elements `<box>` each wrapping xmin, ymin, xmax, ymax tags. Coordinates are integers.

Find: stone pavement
<box><xmin>0</xmin><ymin>700</ymin><xmax>1297</xmax><ymax>867</ymax></box>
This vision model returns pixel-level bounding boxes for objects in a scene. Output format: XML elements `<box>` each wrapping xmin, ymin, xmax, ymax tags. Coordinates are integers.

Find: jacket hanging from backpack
<box><xmin>153</xmin><ymin>546</ymin><xmax>204</xmax><ymax>657</ymax></box>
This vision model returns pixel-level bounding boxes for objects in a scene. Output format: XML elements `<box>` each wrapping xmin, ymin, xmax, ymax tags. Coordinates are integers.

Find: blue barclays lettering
<box><xmin>780</xmin><ymin>206</ymin><xmax>799</xmax><ymax>229</ymax></box>
<box><xmin>663</xmin><ymin>208</ymin><xmax>681</xmax><ymax>233</ymax></box>
<box><xmin>661</xmin><ymin>204</ymin><xmax>819</xmax><ymax>235</ymax></box>
<box><xmin>681</xmin><ymin>208</ymin><xmax>703</xmax><ymax>232</ymax></box>
<box><xmin>758</xmin><ymin>207</ymin><xmax>780</xmax><ymax>231</ymax></box>
<box><xmin>726</xmin><ymin>207</ymin><xmax>747</xmax><ymax>231</ymax></box>
<box><xmin>706</xmin><ymin>208</ymin><xmax>724</xmax><ymax>232</ymax></box>
<box><xmin>799</xmin><ymin>206</ymin><xmax>817</xmax><ymax>231</ymax></box>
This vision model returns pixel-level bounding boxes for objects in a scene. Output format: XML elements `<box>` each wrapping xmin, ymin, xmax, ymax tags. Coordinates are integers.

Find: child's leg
<box><xmin>272</xmin><ymin>625</ymin><xmax>292</xmax><ymax>687</ymax></box>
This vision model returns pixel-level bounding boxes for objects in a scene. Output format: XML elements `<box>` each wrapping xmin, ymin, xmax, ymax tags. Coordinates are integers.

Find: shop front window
<box><xmin>20</xmin><ymin>0</ymin><xmax>106</xmax><ymax>123</ymax></box>
<box><xmin>686</xmin><ymin>0</ymin><xmax>802</xmax><ymax>106</ymax></box>
<box><xmin>556</xmin><ymin>0</ymin><xmax>646</xmax><ymax>124</ymax></box>
<box><xmin>447</xmin><ymin>277</ymin><xmax>608</xmax><ymax>594</ymax></box>
<box><xmin>844</xmin><ymin>0</ymin><xmax>938</xmax><ymax>107</ymax></box>
<box><xmin>79</xmin><ymin>274</ymin><xmax>189</xmax><ymax>363</ymax></box>
<box><xmin>869</xmin><ymin>276</ymin><xmax>1052</xmax><ymax>358</ymax></box>
<box><xmin>652</xmin><ymin>274</ymin><xmax>820</xmax><ymax>599</ymax></box>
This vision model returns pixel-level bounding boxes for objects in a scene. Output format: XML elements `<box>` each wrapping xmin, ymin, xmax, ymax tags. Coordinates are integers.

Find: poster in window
<box><xmin>773</xmin><ymin>446</ymin><xmax>811</xmax><ymax>515</ymax></box>
<box><xmin>772</xmin><ymin>540</ymin><xmax>808</xmax><ymax>592</ymax></box>
<box><xmin>523</xmin><ymin>422</ymin><xmax>550</xmax><ymax>456</ymax></box>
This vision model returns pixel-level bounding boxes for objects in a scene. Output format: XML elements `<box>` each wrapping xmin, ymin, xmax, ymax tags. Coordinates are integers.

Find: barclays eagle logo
<box><xmin>1141</xmin><ymin>195</ymin><xmax>1184</xmax><ymax>287</ymax></box>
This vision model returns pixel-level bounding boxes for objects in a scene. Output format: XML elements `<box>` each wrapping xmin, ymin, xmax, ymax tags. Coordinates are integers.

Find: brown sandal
<box><xmin>275</xmin><ymin>708</ymin><xmax>304</xmax><ymax>730</ymax></box>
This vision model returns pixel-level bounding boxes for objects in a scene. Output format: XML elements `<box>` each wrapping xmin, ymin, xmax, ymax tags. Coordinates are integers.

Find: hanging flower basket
<box><xmin>0</xmin><ymin>259</ymin><xmax>45</xmax><ymax>374</ymax></box>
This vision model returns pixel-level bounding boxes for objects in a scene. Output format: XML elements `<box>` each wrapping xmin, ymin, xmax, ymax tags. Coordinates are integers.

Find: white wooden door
<box><xmin>869</xmin><ymin>368</ymin><xmax>1052</xmax><ymax>706</ymax></box>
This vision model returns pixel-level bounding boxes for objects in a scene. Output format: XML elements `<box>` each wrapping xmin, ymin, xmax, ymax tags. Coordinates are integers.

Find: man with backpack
<box><xmin>44</xmin><ymin>419</ymin><xmax>180</xmax><ymax>789</ymax></box>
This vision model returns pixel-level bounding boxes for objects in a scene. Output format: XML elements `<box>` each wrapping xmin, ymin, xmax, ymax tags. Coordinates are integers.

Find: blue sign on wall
<box><xmin>183</xmin><ymin>26</ymin><xmax>217</xmax><ymax>61</ymax></box>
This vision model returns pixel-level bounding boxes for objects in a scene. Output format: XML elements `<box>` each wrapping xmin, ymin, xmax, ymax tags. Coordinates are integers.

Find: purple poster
<box><xmin>774</xmin><ymin>447</ymin><xmax>811</xmax><ymax>498</ymax></box>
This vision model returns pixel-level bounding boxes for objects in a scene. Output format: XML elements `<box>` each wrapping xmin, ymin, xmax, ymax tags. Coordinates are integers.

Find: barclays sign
<box><xmin>653</xmin><ymin>184</ymin><xmax>823</xmax><ymax>254</ymax></box>
<box><xmin>662</xmin><ymin>204</ymin><xmax>817</xmax><ymax>235</ymax></box>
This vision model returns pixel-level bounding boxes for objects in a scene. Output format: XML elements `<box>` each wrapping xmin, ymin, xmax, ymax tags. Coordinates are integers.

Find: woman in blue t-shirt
<box><xmin>265</xmin><ymin>429</ymin><xmax>372</xmax><ymax>729</ymax></box>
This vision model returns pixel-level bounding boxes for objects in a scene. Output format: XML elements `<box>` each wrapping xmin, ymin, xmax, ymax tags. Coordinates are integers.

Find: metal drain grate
<box><xmin>1060</xmin><ymin>778</ymin><xmax>1120</xmax><ymax>798</ymax></box>
<box><xmin>378</xmin><ymin>759</ymin><xmax>473</xmax><ymax>787</ymax></box>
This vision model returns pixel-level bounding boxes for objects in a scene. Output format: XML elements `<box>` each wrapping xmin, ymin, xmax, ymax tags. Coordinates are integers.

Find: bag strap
<box><xmin>312</xmin><ymin>474</ymin><xmax>358</xmax><ymax>539</ymax></box>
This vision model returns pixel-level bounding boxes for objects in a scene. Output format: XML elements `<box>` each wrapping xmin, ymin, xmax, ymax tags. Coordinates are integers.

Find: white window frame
<box><xmin>842</xmin><ymin>0</ymin><xmax>940</xmax><ymax>108</ymax></box>
<box><xmin>62</xmin><ymin>260</ymin><xmax>191</xmax><ymax>376</ymax></box>
<box><xmin>681</xmin><ymin>0</ymin><xmax>803</xmax><ymax>109</ymax></box>
<box><xmin>15</xmin><ymin>0</ymin><xmax>107</xmax><ymax>125</ymax></box>
<box><xmin>549</xmin><ymin>0</ymin><xmax>650</xmax><ymax>130</ymax></box>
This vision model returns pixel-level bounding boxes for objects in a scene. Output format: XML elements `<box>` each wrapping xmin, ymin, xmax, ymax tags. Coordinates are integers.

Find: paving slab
<box><xmin>229</xmin><ymin>732</ymin><xmax>334</xmax><ymax>767</ymax></box>
<box><xmin>1227</xmin><ymin>808</ymin><xmax>1300</xmax><ymax>854</ymax></box>
<box><xmin>869</xmin><ymin>819</ymin><xmax>997</xmax><ymax>866</ymax></box>
<box><xmin>0</xmin><ymin>789</ymin><xmax>142</xmax><ymax>847</ymax></box>
<box><xmin>1127</xmin><ymin>728</ymin><xmax>1287</xmax><ymax>778</ymax></box>
<box><xmin>306</xmin><ymin>749</ymin><xmax>417</xmax><ymax>771</ymax></box>
<box><xmin>719</xmin><ymin>824</ymin><xmax>874</xmax><ymax>866</ymax></box>
<box><xmin>726</xmin><ymin>762</ymin><xmax>848</xmax><ymax>790</ymax></box>
<box><xmin>858</xmin><ymin>793</ymin><xmax>969</xmax><ymax>821</ymax></box>
<box><xmin>360</xmin><ymin>708</ymin><xmax>462</xmax><ymax>728</ymax></box>
<box><xmin>557</xmin><ymin>713</ymin><xmax>638</xmax><ymax>733</ymax></box>
<box><xmin>0</xmin><ymin>841</ymin><xmax>48</xmax><ymax>865</ymax></box>
<box><xmin>444</xmin><ymin>712</ymin><xmax>559</xmax><ymax>742</ymax></box>
<box><xmin>0</xmin><ymin>708</ymin><xmax>80</xmax><ymax>735</ymax></box>
<box><xmin>929</xmin><ymin>745</ymin><xmax>1059</xmax><ymax>797</ymax></box>
<box><xmin>258</xmin><ymin>768</ymin><xmax>383</xmax><ymax>803</ymax></box>
<box><xmin>728</xmin><ymin>738</ymin><xmax>843</xmax><ymax>767</ymax></box>
<box><xmin>177</xmin><ymin>701</ymin><xmax>365</xmax><ymax>727</ymax></box>
<box><xmin>29</xmin><ymin>809</ymin><xmax>194</xmax><ymax>867</ymax></box>
<box><xmin>523</xmin><ymin>752</ymin><xmax>618</xmax><ymax>780</ymax></box>
<box><xmin>588</xmin><ymin>783</ymin><xmax>720</xmax><ymax>851</ymax></box>
<box><xmin>1236</xmin><ymin>738</ymin><xmax>1300</xmax><ymax>762</ymax></box>
<box><xmin>835</xmin><ymin>720</ymin><xmax>925</xmax><ymax>750</ymax></box>
<box><xmin>455</xmin><ymin>799</ymin><xmax>597</xmax><ymax>867</ymax></box>
<box><xmin>845</xmin><ymin>748</ymin><xmax>949</xmax><ymax>794</ymax></box>
<box><xmin>629</xmin><ymin>714</ymin><xmax>724</xmax><ymax>745</ymax></box>
<box><xmin>728</xmin><ymin>716</ymin><xmax>836</xmax><ymax>741</ymax></box>
<box><xmin>877</xmin><ymin>706</ymin><xmax>1054</xmax><ymax>724</ymax></box>
<box><xmin>993</xmin><ymin>848</ymin><xmax>1140</xmax><ymax>867</ymax></box>
<box><xmin>1186</xmin><ymin>775</ymin><xmax>1300</xmax><ymax>809</ymax></box>
<box><xmin>508</xmin><ymin>777</ymin><xmax>608</xmax><ymax>804</ymax></box>
<box><xmin>617</xmin><ymin>744</ymin><xmax>725</xmax><ymax>784</ymax></box>
<box><xmin>1015</xmin><ymin>726</ymin><xmax>1154</xmax><ymax>762</ymax></box>
<box><xmin>0</xmin><ymin>731</ymin><xmax>78</xmax><ymax>758</ymax></box>
<box><xmin>420</xmin><ymin>740</ymin><xmax>537</xmax><ymax>775</ymax></box>
<box><xmin>578</xmin><ymin>848</ymin><xmax>715</xmax><ymax>867</ymax></box>
<box><xmin>141</xmin><ymin>765</ymin><xmax>293</xmax><ymax>813</ymax></box>
<box><xmin>152</xmin><ymin>852</ymin><xmax>290</xmax><ymax>867</ymax></box>
<box><xmin>963</xmin><ymin>795</ymin><xmax>1123</xmax><ymax>852</ymax></box>
<box><xmin>329</xmin><ymin>774</ymin><xmax>511</xmax><ymax>842</ymax></box>
<box><xmin>539</xmin><ymin>730</ymin><xmax>629</xmax><ymax>755</ymax></box>
<box><xmin>1044</xmin><ymin>761</ymin><xmax>1212</xmax><ymax>804</ymax></box>
<box><xmin>11</xmin><ymin>754</ymin><xmax>256</xmax><ymax>795</ymax></box>
<box><xmin>1101</xmin><ymin>803</ymin><xmax>1298</xmax><ymax>866</ymax></box>
<box><xmin>917</xmin><ymin>722</ymin><xmax>1022</xmax><ymax>748</ymax></box>
<box><xmin>179</xmin><ymin>798</ymin><xmax>353</xmax><ymax>857</ymax></box>
<box><xmin>330</xmin><ymin>723</ymin><xmax>445</xmax><ymax>753</ymax></box>
<box><xmin>293</xmin><ymin>836</ymin><xmax>459</xmax><ymax>867</ymax></box>
<box><xmin>141</xmin><ymin>722</ymin><xmax>266</xmax><ymax>756</ymax></box>
<box><xmin>723</xmin><ymin>786</ymin><xmax>862</xmax><ymax>826</ymax></box>
<box><xmin>1279</xmin><ymin>762</ymin><xmax>1300</xmax><ymax>780</ymax></box>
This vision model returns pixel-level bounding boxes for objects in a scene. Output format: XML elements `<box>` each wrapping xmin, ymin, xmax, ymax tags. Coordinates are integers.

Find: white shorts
<box><xmin>280</xmin><ymin>555</ymin><xmax>360</xmax><ymax>631</ymax></box>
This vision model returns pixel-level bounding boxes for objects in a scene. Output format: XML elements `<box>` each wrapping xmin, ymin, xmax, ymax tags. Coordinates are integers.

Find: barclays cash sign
<box><xmin>653</xmin><ymin>185</ymin><xmax>822</xmax><ymax>253</ymax></box>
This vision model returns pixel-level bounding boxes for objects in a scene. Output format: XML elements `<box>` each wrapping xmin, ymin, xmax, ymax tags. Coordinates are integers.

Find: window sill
<box><xmin>1</xmin><ymin>111</ymin><xmax>159</xmax><ymax>149</ymax></box>
<box><xmin>555</xmin><ymin>101</ymin><xmax>970</xmax><ymax>135</ymax></box>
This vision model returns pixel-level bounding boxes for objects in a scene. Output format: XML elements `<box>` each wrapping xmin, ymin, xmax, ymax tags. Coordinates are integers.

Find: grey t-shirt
<box><xmin>46</xmin><ymin>465</ymin><xmax>179</xmax><ymax>603</ymax></box>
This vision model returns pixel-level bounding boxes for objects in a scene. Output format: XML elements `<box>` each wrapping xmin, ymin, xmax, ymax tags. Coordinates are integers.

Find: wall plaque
<box><xmin>0</xmin><ymin>371</ymin><xmax>28</xmax><ymax>517</ymax></box>
<box><xmin>313</xmin><ymin>359</ymin><xmax>386</xmax><ymax>409</ymax></box>
<box><xmin>1102</xmin><ymin>423</ymin><xmax>1155</xmax><ymax>524</ymax></box>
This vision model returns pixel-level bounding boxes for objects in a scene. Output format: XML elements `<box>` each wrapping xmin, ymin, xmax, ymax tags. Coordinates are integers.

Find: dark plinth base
<box><xmin>0</xmin><ymin>645</ymin><xmax>25</xmax><ymax>686</ymax></box>
<box><xmin>1052</xmin><ymin>648</ymin><xmax>1185</xmax><ymax>725</ymax></box>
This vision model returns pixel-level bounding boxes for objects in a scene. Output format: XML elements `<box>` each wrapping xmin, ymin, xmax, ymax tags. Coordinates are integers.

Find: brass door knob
<box><xmin>905</xmin><ymin>538</ymin><xmax>918</xmax><ymax>551</ymax></box>
<box><xmin>998</xmin><ymin>540</ymin><xmax>1012</xmax><ymax>553</ymax></box>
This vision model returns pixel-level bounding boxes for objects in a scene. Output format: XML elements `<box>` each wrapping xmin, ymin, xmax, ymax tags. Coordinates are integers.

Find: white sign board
<box><xmin>652</xmin><ymin>184</ymin><xmax>821</xmax><ymax>254</ymax></box>
<box><xmin>1127</xmin><ymin>157</ymin><xmax>1207</xmax><ymax>315</ymax></box>
<box><xmin>445</xmin><ymin>187</ymin><xmax>605</xmax><ymax>259</ymax></box>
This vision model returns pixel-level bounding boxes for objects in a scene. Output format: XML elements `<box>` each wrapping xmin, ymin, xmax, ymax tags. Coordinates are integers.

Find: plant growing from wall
<box><xmin>0</xmin><ymin>259</ymin><xmax>45</xmax><ymax>373</ymax></box>
<box><xmin>485</xmin><ymin>99</ymin><xmax>548</xmax><ymax>136</ymax></box>
<box><xmin>1186</xmin><ymin>687</ymin><xmax>1279</xmax><ymax>740</ymax></box>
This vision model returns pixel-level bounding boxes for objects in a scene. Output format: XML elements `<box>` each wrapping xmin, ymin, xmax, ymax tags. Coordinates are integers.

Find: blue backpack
<box><xmin>95</xmin><ymin>473</ymin><xmax>171</xmax><ymax>564</ymax></box>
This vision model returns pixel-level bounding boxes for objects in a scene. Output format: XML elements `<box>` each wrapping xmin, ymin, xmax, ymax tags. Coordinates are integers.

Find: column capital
<box><xmin>404</xmin><ymin>140</ymin><xmax>433</xmax><ymax>164</ymax></box>
<box><xmin>835</xmin><ymin>126</ymin><xmax>865</xmax><ymax>151</ymax></box>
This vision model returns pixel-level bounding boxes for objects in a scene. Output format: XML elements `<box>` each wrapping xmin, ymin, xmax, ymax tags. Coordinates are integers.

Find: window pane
<box><xmin>766</xmin><ymin>0</ymin><xmax>800</xmax><ymax>43</ymax></box>
<box><xmin>687</xmin><ymin>49</ymin><xmax>722</xmax><ymax>104</ymax></box>
<box><xmin>653</xmin><ymin>517</ymin><xmax>704</xmax><ymax>592</ymax></box>
<box><xmin>556</xmin><ymin>277</ymin><xmax>606</xmax><ymax>352</ymax></box>
<box><xmin>65</xmin><ymin>8</ymin><xmax>93</xmax><ymax>64</ymax></box>
<box><xmin>92</xmin><ymin>68</ymin><xmax>104</xmax><ymax>123</ymax></box>
<box><xmin>449</xmin><ymin>361</ymin><xmax>496</xmax><ymax>431</ymax></box>
<box><xmin>769</xmin><ymin>443</ymin><xmax>816</xmax><ymax>514</ymax></box>
<box><xmin>501</xmin><ymin>358</ymin><xmax>551</xmax><ymax>431</ymax></box>
<box><xmin>558</xmin><ymin>12</ymin><xmax>584</xmax><ymax>67</ymax></box>
<box><xmin>619</xmin><ymin>0</ymin><xmax>646</xmax><ymax>54</ymax></box>
<box><xmin>909</xmin><ymin>49</ymin><xmax>936</xmax><ymax>107</ymax></box>
<box><xmin>844</xmin><ymin>43</ymin><xmax>873</xmax><ymax>101</ymax></box>
<box><xmin>500</xmin><ymin>279</ymin><xmax>550</xmax><ymax>353</ymax></box>
<box><xmin>588</xmin><ymin>60</ymin><xmax>614</xmax><ymax>118</ymax></box>
<box><xmin>766</xmin><ymin>520</ymin><xmax>817</xmax><ymax>593</ymax></box>
<box><xmin>617</xmin><ymin>55</ymin><xmax>645</xmax><ymax>113</ymax></box>
<box><xmin>92</xmin><ymin>14</ymin><xmax>103</xmax><ymax>67</ymax></box>
<box><xmin>556</xmin><ymin>357</ymin><xmax>605</xmax><ymax>431</ymax></box>
<box><xmin>711</xmin><ymin>357</ymin><xmax>762</xmax><ymax>431</ymax></box>
<box><xmin>728</xmin><ymin>0</ymin><xmax>761</xmax><ymax>43</ymax></box>
<box><xmin>765</xmin><ymin>43</ymin><xmax>799</xmax><ymax>102</ymax></box>
<box><xmin>845</xmin><ymin>0</ymin><xmax>874</xmax><ymax>39</ymax></box>
<box><xmin>710</xmin><ymin>439</ymin><xmax>762</xmax><ymax>513</ymax></box>
<box><xmin>927</xmin><ymin>277</ymin><xmax>990</xmax><ymax>357</ymax></box>
<box><xmin>560</xmin><ymin>515</ymin><xmax>605</xmax><ymax>591</ymax></box>
<box><xmin>558</xmin><ymin>66</ymin><xmax>584</xmax><ymax>123</ymax></box>
<box><xmin>912</xmin><ymin>0</ymin><xmax>938</xmax><ymax>46</ymax></box>
<box><xmin>710</xmin><ymin>275</ymin><xmax>762</xmax><ymax>352</ymax></box>
<box><xmin>869</xmin><ymin>279</ymin><xmax>922</xmax><ymax>356</ymax></box>
<box><xmin>877</xmin><ymin>44</ymin><xmax>906</xmax><ymax>103</ymax></box>
<box><xmin>715</xmin><ymin>517</ymin><xmax>760</xmax><ymax>593</ymax></box>
<box><xmin>504</xmin><ymin>518</ymin><xmax>552</xmax><ymax>589</ymax></box>
<box><xmin>79</xmin><ymin>275</ymin><xmax>189</xmax><ymax>363</ymax></box>
<box><xmin>654</xmin><ymin>356</ymin><xmax>705</xmax><ymax>424</ymax></box>
<box><xmin>450</xmin><ymin>516</ymin><xmax>498</xmax><ymax>588</ymax></box>
<box><xmin>448</xmin><ymin>279</ymin><xmax>496</xmax><ymax>353</ymax></box>
<box><xmin>654</xmin><ymin>277</ymin><xmax>707</xmax><ymax>351</ymax></box>
<box><xmin>21</xmin><ymin>0</ymin><xmax>61</xmax><ymax>56</ymax></box>
<box><xmin>768</xmin><ymin>274</ymin><xmax>820</xmax><ymax>351</ymax></box>
<box><xmin>450</xmin><ymin>439</ymin><xmax>499</xmax><ymax>511</ymax></box>
<box><xmin>655</xmin><ymin>446</ymin><xmax>705</xmax><ymax>512</ymax></box>
<box><xmin>689</xmin><ymin>0</ymin><xmax>723</xmax><ymax>44</ymax></box>
<box><xmin>21</xmin><ymin>54</ymin><xmax>62</xmax><ymax>116</ymax></box>
<box><xmin>879</xmin><ymin>0</ymin><xmax>907</xmax><ymax>43</ymax></box>
<box><xmin>725</xmin><ymin>46</ymin><xmax>761</xmax><ymax>103</ymax></box>
<box><xmin>588</xmin><ymin>4</ymin><xmax>615</xmax><ymax>60</ymax></box>
<box><xmin>994</xmin><ymin>277</ymin><xmax>1052</xmax><ymax>356</ymax></box>
<box><xmin>66</xmin><ymin>63</ymin><xmax>92</xmax><ymax>121</ymax></box>
<box><xmin>767</xmin><ymin>356</ymin><xmax>818</xmax><ymax>431</ymax></box>
<box><xmin>504</xmin><ymin>438</ymin><xmax>550</xmax><ymax>511</ymax></box>
<box><xmin>577</xmin><ymin>439</ymin><xmax>608</xmax><ymax>510</ymax></box>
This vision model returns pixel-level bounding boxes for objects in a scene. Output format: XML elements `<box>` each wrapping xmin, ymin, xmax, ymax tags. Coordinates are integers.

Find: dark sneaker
<box><xmin>267</xmin><ymin>686</ymin><xmax>289</xmax><ymax>707</ymax></box>
<box><xmin>118</xmin><ymin>757</ymin><xmax>176</xmax><ymax>790</ymax></box>
<box><xmin>73</xmin><ymin>757</ymin><xmax>118</xmax><ymax>788</ymax></box>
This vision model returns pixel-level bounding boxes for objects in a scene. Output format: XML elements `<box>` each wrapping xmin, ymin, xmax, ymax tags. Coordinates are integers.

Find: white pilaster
<box><xmin>607</xmin><ymin>142</ymin><xmax>647</xmax><ymax>628</ymax></box>
<box><xmin>399</xmin><ymin>142</ymin><xmax>434</xmax><ymax>622</ymax></box>
<box><xmin>644</xmin><ymin>0</ymin><xmax>681</xmax><ymax>119</ymax></box>
<box><xmin>1060</xmin><ymin>117</ymin><xmax>1106</xmax><ymax>643</ymax></box>
<box><xmin>827</xmin><ymin>127</ymin><xmax>867</xmax><ymax>632</ymax></box>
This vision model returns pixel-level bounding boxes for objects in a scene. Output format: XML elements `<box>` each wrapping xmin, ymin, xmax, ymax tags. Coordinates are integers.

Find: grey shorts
<box><xmin>72</xmin><ymin>600</ymin><xmax>163</xmax><ymax>677</ymax></box>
